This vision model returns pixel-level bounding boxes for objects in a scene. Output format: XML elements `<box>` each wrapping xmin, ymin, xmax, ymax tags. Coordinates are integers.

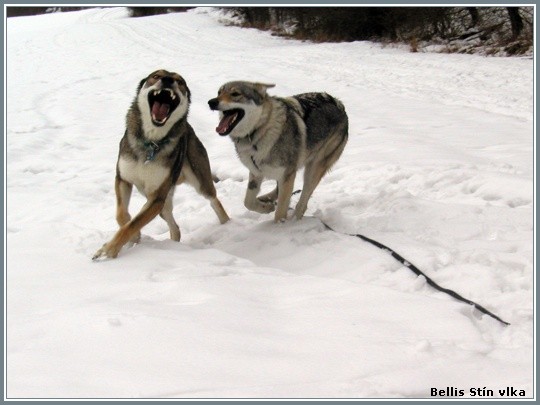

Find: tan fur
<box><xmin>94</xmin><ymin>70</ymin><xmax>229</xmax><ymax>260</ymax></box>
<box><xmin>96</xmin><ymin>180</ymin><xmax>173</xmax><ymax>258</ymax></box>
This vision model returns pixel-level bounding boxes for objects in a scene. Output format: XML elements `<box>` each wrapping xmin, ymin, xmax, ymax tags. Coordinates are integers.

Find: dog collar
<box><xmin>143</xmin><ymin>138</ymin><xmax>170</xmax><ymax>162</ymax></box>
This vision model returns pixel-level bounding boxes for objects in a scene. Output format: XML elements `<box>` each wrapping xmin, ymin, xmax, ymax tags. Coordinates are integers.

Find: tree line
<box><xmin>231</xmin><ymin>7</ymin><xmax>532</xmax><ymax>44</ymax></box>
<box><xmin>7</xmin><ymin>6</ymin><xmax>532</xmax><ymax>55</ymax></box>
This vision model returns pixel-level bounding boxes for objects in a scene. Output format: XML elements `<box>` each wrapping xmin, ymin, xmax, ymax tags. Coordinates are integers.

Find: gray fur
<box><xmin>209</xmin><ymin>81</ymin><xmax>348</xmax><ymax>222</ymax></box>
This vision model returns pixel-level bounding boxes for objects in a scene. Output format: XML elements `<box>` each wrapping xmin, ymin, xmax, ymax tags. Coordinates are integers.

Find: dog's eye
<box><xmin>152</xmin><ymin>74</ymin><xmax>160</xmax><ymax>80</ymax></box>
<box><xmin>231</xmin><ymin>92</ymin><xmax>240</xmax><ymax>97</ymax></box>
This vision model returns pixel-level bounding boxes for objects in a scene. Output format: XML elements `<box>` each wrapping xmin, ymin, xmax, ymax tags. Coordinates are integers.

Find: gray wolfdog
<box><xmin>93</xmin><ymin>69</ymin><xmax>229</xmax><ymax>259</ymax></box>
<box><xmin>208</xmin><ymin>81</ymin><xmax>348</xmax><ymax>222</ymax></box>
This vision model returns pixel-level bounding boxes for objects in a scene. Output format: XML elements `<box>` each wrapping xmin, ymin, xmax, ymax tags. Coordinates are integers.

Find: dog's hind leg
<box><xmin>115</xmin><ymin>176</ymin><xmax>140</xmax><ymax>243</ymax></box>
<box><xmin>180</xmin><ymin>157</ymin><xmax>230</xmax><ymax>224</ymax></box>
<box><xmin>294</xmin><ymin>160</ymin><xmax>325</xmax><ymax>220</ymax></box>
<box><xmin>275</xmin><ymin>170</ymin><xmax>296</xmax><ymax>222</ymax></box>
<box><xmin>209</xmin><ymin>197</ymin><xmax>229</xmax><ymax>224</ymax></box>
<box><xmin>160</xmin><ymin>190</ymin><xmax>181</xmax><ymax>241</ymax></box>
<box><xmin>294</xmin><ymin>133</ymin><xmax>347</xmax><ymax>220</ymax></box>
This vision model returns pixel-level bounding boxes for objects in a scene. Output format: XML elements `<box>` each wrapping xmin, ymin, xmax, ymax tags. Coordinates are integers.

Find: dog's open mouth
<box><xmin>216</xmin><ymin>109</ymin><xmax>244</xmax><ymax>136</ymax></box>
<box><xmin>148</xmin><ymin>88</ymin><xmax>180</xmax><ymax>126</ymax></box>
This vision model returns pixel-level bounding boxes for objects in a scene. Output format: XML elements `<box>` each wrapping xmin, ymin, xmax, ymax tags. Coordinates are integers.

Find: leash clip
<box><xmin>145</xmin><ymin>141</ymin><xmax>160</xmax><ymax>163</ymax></box>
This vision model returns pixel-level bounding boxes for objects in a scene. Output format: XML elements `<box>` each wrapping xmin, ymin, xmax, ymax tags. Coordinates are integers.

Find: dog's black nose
<box><xmin>208</xmin><ymin>98</ymin><xmax>219</xmax><ymax>110</ymax></box>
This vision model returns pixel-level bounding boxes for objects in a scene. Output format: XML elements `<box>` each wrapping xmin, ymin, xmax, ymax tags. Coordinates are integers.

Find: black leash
<box><xmin>321</xmin><ymin>221</ymin><xmax>510</xmax><ymax>326</ymax></box>
<box><xmin>291</xmin><ymin>191</ymin><xmax>510</xmax><ymax>326</ymax></box>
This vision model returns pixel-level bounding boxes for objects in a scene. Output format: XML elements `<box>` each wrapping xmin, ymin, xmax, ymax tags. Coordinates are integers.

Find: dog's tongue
<box><xmin>152</xmin><ymin>101</ymin><xmax>170</xmax><ymax>122</ymax></box>
<box><xmin>216</xmin><ymin>112</ymin><xmax>238</xmax><ymax>135</ymax></box>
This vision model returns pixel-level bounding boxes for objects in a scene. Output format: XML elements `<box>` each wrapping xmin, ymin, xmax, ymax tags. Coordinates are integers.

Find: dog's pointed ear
<box><xmin>254</xmin><ymin>82</ymin><xmax>275</xmax><ymax>96</ymax></box>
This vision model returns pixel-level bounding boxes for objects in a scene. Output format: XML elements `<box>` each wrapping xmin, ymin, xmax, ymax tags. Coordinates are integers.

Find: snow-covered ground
<box><xmin>5</xmin><ymin>7</ymin><xmax>534</xmax><ymax>399</ymax></box>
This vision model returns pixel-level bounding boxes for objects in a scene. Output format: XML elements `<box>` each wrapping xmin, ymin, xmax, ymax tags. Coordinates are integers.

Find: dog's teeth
<box><xmin>171</xmin><ymin>93</ymin><xmax>176</xmax><ymax>100</ymax></box>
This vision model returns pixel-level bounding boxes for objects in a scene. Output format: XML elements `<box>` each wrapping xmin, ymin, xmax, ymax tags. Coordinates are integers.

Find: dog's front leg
<box><xmin>244</xmin><ymin>172</ymin><xmax>275</xmax><ymax>214</ymax></box>
<box><xmin>93</xmin><ymin>186</ymin><xmax>169</xmax><ymax>259</ymax></box>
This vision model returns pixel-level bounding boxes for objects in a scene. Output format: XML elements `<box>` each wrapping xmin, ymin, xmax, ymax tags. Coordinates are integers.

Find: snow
<box><xmin>5</xmin><ymin>7</ymin><xmax>534</xmax><ymax>399</ymax></box>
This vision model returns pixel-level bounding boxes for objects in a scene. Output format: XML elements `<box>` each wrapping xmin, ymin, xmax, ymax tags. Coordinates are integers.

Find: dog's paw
<box><xmin>256</xmin><ymin>201</ymin><xmax>276</xmax><ymax>214</ymax></box>
<box><xmin>257</xmin><ymin>195</ymin><xmax>276</xmax><ymax>204</ymax></box>
<box><xmin>245</xmin><ymin>199</ymin><xmax>275</xmax><ymax>214</ymax></box>
<box><xmin>274</xmin><ymin>216</ymin><xmax>288</xmax><ymax>223</ymax></box>
<box><xmin>244</xmin><ymin>199</ymin><xmax>276</xmax><ymax>214</ymax></box>
<box><xmin>92</xmin><ymin>243</ymin><xmax>120</xmax><ymax>261</ymax></box>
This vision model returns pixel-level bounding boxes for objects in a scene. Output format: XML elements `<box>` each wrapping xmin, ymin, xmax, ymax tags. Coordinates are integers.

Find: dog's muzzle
<box><xmin>208</xmin><ymin>98</ymin><xmax>245</xmax><ymax>136</ymax></box>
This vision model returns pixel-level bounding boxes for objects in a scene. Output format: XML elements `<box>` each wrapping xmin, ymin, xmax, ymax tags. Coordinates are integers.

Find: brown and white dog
<box><xmin>93</xmin><ymin>69</ymin><xmax>229</xmax><ymax>259</ymax></box>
